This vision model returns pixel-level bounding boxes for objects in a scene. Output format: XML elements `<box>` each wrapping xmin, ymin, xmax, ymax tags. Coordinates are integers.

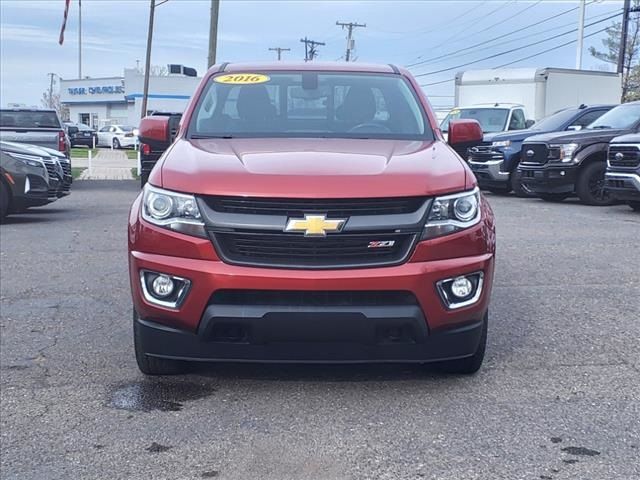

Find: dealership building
<box><xmin>59</xmin><ymin>66</ymin><xmax>201</xmax><ymax>128</ymax></box>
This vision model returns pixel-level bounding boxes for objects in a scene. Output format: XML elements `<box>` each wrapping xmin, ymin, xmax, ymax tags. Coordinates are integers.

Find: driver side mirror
<box><xmin>567</xmin><ymin>125</ymin><xmax>583</xmax><ymax>131</ymax></box>
<box><xmin>525</xmin><ymin>119</ymin><xmax>535</xmax><ymax>128</ymax></box>
<box><xmin>138</xmin><ymin>116</ymin><xmax>171</xmax><ymax>150</ymax></box>
<box><xmin>67</xmin><ymin>126</ymin><xmax>79</xmax><ymax>135</ymax></box>
<box><xmin>448</xmin><ymin>119</ymin><xmax>483</xmax><ymax>159</ymax></box>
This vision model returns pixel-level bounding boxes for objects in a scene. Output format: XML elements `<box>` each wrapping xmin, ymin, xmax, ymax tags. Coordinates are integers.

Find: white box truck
<box><xmin>454</xmin><ymin>67</ymin><xmax>622</xmax><ymax>122</ymax></box>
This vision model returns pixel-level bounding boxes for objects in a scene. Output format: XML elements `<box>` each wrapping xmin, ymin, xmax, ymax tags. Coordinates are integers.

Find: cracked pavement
<box><xmin>1</xmin><ymin>180</ymin><xmax>639</xmax><ymax>480</ymax></box>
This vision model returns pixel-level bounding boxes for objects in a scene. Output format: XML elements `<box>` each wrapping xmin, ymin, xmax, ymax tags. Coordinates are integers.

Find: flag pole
<box><xmin>78</xmin><ymin>0</ymin><xmax>82</xmax><ymax>78</ymax></box>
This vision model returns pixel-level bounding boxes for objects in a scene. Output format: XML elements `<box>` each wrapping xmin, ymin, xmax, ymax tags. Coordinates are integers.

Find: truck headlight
<box><xmin>491</xmin><ymin>140</ymin><xmax>511</xmax><ymax>148</ymax></box>
<box><xmin>142</xmin><ymin>184</ymin><xmax>206</xmax><ymax>237</ymax></box>
<box><xmin>550</xmin><ymin>143</ymin><xmax>579</xmax><ymax>163</ymax></box>
<box><xmin>422</xmin><ymin>188</ymin><xmax>481</xmax><ymax>239</ymax></box>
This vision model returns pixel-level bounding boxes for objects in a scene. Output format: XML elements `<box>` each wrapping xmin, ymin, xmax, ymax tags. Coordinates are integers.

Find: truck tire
<box><xmin>576</xmin><ymin>161</ymin><xmax>613</xmax><ymax>206</ymax></box>
<box><xmin>510</xmin><ymin>166</ymin><xmax>528</xmax><ymax>198</ymax></box>
<box><xmin>0</xmin><ymin>180</ymin><xmax>10</xmax><ymax>221</ymax></box>
<box><xmin>539</xmin><ymin>194</ymin><xmax>569</xmax><ymax>202</ymax></box>
<box><xmin>629</xmin><ymin>201</ymin><xmax>640</xmax><ymax>212</ymax></box>
<box><xmin>434</xmin><ymin>312</ymin><xmax>487</xmax><ymax>375</ymax></box>
<box><xmin>133</xmin><ymin>309</ymin><xmax>187</xmax><ymax>375</ymax></box>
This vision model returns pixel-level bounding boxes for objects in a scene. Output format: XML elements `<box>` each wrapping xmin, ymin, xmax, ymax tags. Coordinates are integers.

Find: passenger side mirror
<box><xmin>138</xmin><ymin>116</ymin><xmax>171</xmax><ymax>150</ymax></box>
<box><xmin>67</xmin><ymin>126</ymin><xmax>79</xmax><ymax>135</ymax></box>
<box><xmin>448</xmin><ymin>119</ymin><xmax>483</xmax><ymax>159</ymax></box>
<box><xmin>525</xmin><ymin>119</ymin><xmax>535</xmax><ymax>128</ymax></box>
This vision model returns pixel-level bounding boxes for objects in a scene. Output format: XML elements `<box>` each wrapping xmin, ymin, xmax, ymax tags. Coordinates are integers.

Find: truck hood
<box><xmin>523</xmin><ymin>128</ymin><xmax>631</xmax><ymax>145</ymax></box>
<box><xmin>610</xmin><ymin>133</ymin><xmax>640</xmax><ymax>144</ymax></box>
<box><xmin>159</xmin><ymin>138</ymin><xmax>468</xmax><ymax>198</ymax></box>
<box><xmin>485</xmin><ymin>128</ymin><xmax>549</xmax><ymax>144</ymax></box>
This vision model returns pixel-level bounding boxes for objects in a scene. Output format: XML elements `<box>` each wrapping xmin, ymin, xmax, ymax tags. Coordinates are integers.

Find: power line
<box><xmin>406</xmin><ymin>2</ymin><xmax>584</xmax><ymax>68</ymax></box>
<box><xmin>413</xmin><ymin>11</ymin><xmax>622</xmax><ymax>78</ymax></box>
<box><xmin>420</xmin><ymin>25</ymin><xmax>611</xmax><ymax>88</ymax></box>
<box><xmin>408</xmin><ymin>8</ymin><xmax>621</xmax><ymax>70</ymax></box>
<box><xmin>336</xmin><ymin>21</ymin><xmax>366</xmax><ymax>62</ymax></box>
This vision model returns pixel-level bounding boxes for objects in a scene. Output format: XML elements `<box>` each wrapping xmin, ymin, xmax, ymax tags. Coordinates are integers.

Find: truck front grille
<box><xmin>204</xmin><ymin>196</ymin><xmax>425</xmax><ymax>217</ymax></box>
<box><xmin>469</xmin><ymin>146</ymin><xmax>504</xmax><ymax>163</ymax></box>
<box><xmin>521</xmin><ymin>143</ymin><xmax>549</xmax><ymax>164</ymax></box>
<box><xmin>609</xmin><ymin>145</ymin><xmax>640</xmax><ymax>168</ymax></box>
<box><xmin>211</xmin><ymin>230</ymin><xmax>417</xmax><ymax>269</ymax></box>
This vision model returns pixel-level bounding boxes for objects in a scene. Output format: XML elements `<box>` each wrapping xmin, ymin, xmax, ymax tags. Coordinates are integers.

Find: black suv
<box><xmin>605</xmin><ymin>133</ymin><xmax>640</xmax><ymax>211</ymax></box>
<box><xmin>518</xmin><ymin>102</ymin><xmax>640</xmax><ymax>205</ymax></box>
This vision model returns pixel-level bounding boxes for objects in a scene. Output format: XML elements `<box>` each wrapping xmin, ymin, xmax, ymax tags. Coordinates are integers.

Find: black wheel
<box><xmin>510</xmin><ymin>167</ymin><xmax>528</xmax><ymax>198</ymax></box>
<box><xmin>133</xmin><ymin>310</ymin><xmax>187</xmax><ymax>375</ymax></box>
<box><xmin>112</xmin><ymin>138</ymin><xmax>121</xmax><ymax>149</ymax></box>
<box><xmin>539</xmin><ymin>193</ymin><xmax>569</xmax><ymax>202</ymax></box>
<box><xmin>628</xmin><ymin>201</ymin><xmax>640</xmax><ymax>212</ymax></box>
<box><xmin>434</xmin><ymin>312</ymin><xmax>487</xmax><ymax>375</ymax></box>
<box><xmin>0</xmin><ymin>180</ymin><xmax>10</xmax><ymax>221</ymax></box>
<box><xmin>576</xmin><ymin>161</ymin><xmax>613</xmax><ymax>206</ymax></box>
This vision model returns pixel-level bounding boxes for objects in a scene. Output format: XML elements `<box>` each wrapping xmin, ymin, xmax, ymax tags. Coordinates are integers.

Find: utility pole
<box><xmin>269</xmin><ymin>47</ymin><xmax>291</xmax><ymax>61</ymax></box>
<box><xmin>141</xmin><ymin>0</ymin><xmax>155</xmax><ymax>119</ymax></box>
<box><xmin>48</xmin><ymin>73</ymin><xmax>56</xmax><ymax>108</ymax></box>
<box><xmin>618</xmin><ymin>0</ymin><xmax>632</xmax><ymax>75</ymax></box>
<box><xmin>300</xmin><ymin>37</ymin><xmax>325</xmax><ymax>61</ymax></box>
<box><xmin>78</xmin><ymin>0</ymin><xmax>82</xmax><ymax>78</ymax></box>
<box><xmin>336</xmin><ymin>21</ymin><xmax>366</xmax><ymax>62</ymax></box>
<box><xmin>208</xmin><ymin>0</ymin><xmax>220</xmax><ymax>67</ymax></box>
<box><xmin>575</xmin><ymin>0</ymin><xmax>585</xmax><ymax>69</ymax></box>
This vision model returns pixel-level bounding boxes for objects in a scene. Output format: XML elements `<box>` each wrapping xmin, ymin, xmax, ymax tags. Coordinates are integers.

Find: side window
<box><xmin>110</xmin><ymin>126</ymin><xmax>117</xmax><ymax>133</ymax></box>
<box><xmin>569</xmin><ymin>110</ymin><xmax>606</xmax><ymax>130</ymax></box>
<box><xmin>99</xmin><ymin>126</ymin><xmax>110</xmax><ymax>132</ymax></box>
<box><xmin>508</xmin><ymin>109</ymin><xmax>526</xmax><ymax>130</ymax></box>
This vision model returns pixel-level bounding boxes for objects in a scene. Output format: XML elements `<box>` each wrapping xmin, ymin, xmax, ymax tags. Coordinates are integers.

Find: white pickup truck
<box><xmin>440</xmin><ymin>103</ymin><xmax>531</xmax><ymax>141</ymax></box>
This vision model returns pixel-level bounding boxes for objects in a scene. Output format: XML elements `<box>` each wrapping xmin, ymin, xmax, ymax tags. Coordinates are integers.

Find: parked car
<box><xmin>468</xmin><ymin>104</ymin><xmax>614</xmax><ymax>195</ymax></box>
<box><xmin>0</xmin><ymin>108</ymin><xmax>70</xmax><ymax>157</ymax></box>
<box><xmin>96</xmin><ymin>125</ymin><xmax>138</xmax><ymax>149</ymax></box>
<box><xmin>605</xmin><ymin>133</ymin><xmax>640</xmax><ymax>211</ymax></box>
<box><xmin>138</xmin><ymin>112</ymin><xmax>182</xmax><ymax>187</ymax></box>
<box><xmin>0</xmin><ymin>141</ymin><xmax>58</xmax><ymax>220</ymax></box>
<box><xmin>518</xmin><ymin>101</ymin><xmax>640</xmax><ymax>205</ymax></box>
<box><xmin>131</xmin><ymin>62</ymin><xmax>495</xmax><ymax>375</ymax></box>
<box><xmin>65</xmin><ymin>122</ymin><xmax>97</xmax><ymax>148</ymax></box>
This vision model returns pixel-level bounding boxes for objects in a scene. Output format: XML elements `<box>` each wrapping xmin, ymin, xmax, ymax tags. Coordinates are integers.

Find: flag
<box><xmin>59</xmin><ymin>0</ymin><xmax>71</xmax><ymax>45</ymax></box>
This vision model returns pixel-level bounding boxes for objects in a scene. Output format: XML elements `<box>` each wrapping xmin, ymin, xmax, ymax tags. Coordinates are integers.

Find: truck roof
<box><xmin>455</xmin><ymin>67</ymin><xmax>621</xmax><ymax>84</ymax></box>
<box><xmin>458</xmin><ymin>103</ymin><xmax>524</xmax><ymax>109</ymax></box>
<box><xmin>209</xmin><ymin>61</ymin><xmax>400</xmax><ymax>75</ymax></box>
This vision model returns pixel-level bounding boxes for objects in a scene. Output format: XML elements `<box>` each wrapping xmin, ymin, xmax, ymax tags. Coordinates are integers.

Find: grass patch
<box><xmin>72</xmin><ymin>167</ymin><xmax>87</xmax><ymax>179</ymax></box>
<box><xmin>130</xmin><ymin>168</ymin><xmax>140</xmax><ymax>180</ymax></box>
<box><xmin>126</xmin><ymin>149</ymin><xmax>139</xmax><ymax>160</ymax></box>
<box><xmin>70</xmin><ymin>148</ymin><xmax>97</xmax><ymax>158</ymax></box>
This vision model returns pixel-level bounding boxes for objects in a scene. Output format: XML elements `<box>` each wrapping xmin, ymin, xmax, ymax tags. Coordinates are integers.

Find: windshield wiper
<box><xmin>191</xmin><ymin>134</ymin><xmax>235</xmax><ymax>139</ymax></box>
<box><xmin>589</xmin><ymin>125</ymin><xmax>612</xmax><ymax>130</ymax></box>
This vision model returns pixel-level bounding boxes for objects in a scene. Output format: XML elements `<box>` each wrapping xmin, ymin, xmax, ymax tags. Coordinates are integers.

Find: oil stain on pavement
<box><xmin>108</xmin><ymin>380</ymin><xmax>214</xmax><ymax>412</ymax></box>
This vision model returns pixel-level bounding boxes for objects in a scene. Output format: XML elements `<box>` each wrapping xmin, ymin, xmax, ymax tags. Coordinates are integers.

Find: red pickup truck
<box><xmin>130</xmin><ymin>62</ymin><xmax>495</xmax><ymax>375</ymax></box>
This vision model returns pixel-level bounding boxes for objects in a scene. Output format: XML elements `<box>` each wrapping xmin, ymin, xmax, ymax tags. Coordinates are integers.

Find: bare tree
<box><xmin>589</xmin><ymin>1</ymin><xmax>640</xmax><ymax>101</ymax></box>
<box><xmin>40</xmin><ymin>91</ymin><xmax>69</xmax><ymax>120</ymax></box>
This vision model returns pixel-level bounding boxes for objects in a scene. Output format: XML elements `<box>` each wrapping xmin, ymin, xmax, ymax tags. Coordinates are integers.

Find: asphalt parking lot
<box><xmin>1</xmin><ymin>181</ymin><xmax>639</xmax><ymax>480</ymax></box>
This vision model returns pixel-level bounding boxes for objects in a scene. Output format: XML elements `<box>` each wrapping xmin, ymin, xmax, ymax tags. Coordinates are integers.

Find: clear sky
<box><xmin>0</xmin><ymin>0</ymin><xmax>624</xmax><ymax>109</ymax></box>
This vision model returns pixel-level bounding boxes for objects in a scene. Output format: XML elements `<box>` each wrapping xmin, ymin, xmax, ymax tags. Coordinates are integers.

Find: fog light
<box><xmin>436</xmin><ymin>272</ymin><xmax>484</xmax><ymax>310</ymax></box>
<box><xmin>152</xmin><ymin>275</ymin><xmax>174</xmax><ymax>298</ymax></box>
<box><xmin>451</xmin><ymin>276</ymin><xmax>473</xmax><ymax>298</ymax></box>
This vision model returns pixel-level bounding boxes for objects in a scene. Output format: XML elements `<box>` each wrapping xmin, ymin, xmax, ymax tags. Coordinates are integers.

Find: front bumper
<box><xmin>518</xmin><ymin>163</ymin><xmax>578</xmax><ymax>194</ymax></box>
<box><xmin>605</xmin><ymin>171</ymin><xmax>640</xmax><ymax>201</ymax></box>
<box><xmin>469</xmin><ymin>159</ymin><xmax>510</xmax><ymax>188</ymax></box>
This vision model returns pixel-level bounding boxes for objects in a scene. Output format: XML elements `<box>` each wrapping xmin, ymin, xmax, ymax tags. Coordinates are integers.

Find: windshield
<box><xmin>530</xmin><ymin>109</ymin><xmax>578</xmax><ymax>131</ymax></box>
<box><xmin>440</xmin><ymin>108</ymin><xmax>509</xmax><ymax>133</ymax></box>
<box><xmin>587</xmin><ymin>103</ymin><xmax>640</xmax><ymax>130</ymax></box>
<box><xmin>188</xmin><ymin>72</ymin><xmax>431</xmax><ymax>140</ymax></box>
<box><xmin>0</xmin><ymin>110</ymin><xmax>61</xmax><ymax>129</ymax></box>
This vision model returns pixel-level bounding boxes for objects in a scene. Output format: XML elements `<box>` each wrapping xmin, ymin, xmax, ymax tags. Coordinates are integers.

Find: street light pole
<box><xmin>78</xmin><ymin>0</ymin><xmax>82</xmax><ymax>78</ymax></box>
<box><xmin>208</xmin><ymin>0</ymin><xmax>220</xmax><ymax>67</ymax></box>
<box><xmin>575</xmin><ymin>0</ymin><xmax>585</xmax><ymax>69</ymax></box>
<box><xmin>141</xmin><ymin>0</ymin><xmax>155</xmax><ymax>119</ymax></box>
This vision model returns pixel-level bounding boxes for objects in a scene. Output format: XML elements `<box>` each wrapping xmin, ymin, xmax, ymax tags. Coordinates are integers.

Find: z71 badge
<box><xmin>367</xmin><ymin>240</ymin><xmax>396</xmax><ymax>248</ymax></box>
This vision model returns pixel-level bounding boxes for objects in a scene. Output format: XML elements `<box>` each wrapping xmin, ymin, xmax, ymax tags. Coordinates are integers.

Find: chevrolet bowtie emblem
<box><xmin>285</xmin><ymin>214</ymin><xmax>346</xmax><ymax>237</ymax></box>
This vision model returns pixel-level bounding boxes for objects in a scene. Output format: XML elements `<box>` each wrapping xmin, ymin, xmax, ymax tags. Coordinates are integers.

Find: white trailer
<box><xmin>454</xmin><ymin>67</ymin><xmax>622</xmax><ymax>122</ymax></box>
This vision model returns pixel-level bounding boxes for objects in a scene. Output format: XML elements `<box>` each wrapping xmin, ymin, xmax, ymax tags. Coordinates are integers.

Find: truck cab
<box><xmin>440</xmin><ymin>104</ymin><xmax>531</xmax><ymax>141</ymax></box>
<box><xmin>605</xmin><ymin>133</ymin><xmax>640</xmax><ymax>211</ymax></box>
